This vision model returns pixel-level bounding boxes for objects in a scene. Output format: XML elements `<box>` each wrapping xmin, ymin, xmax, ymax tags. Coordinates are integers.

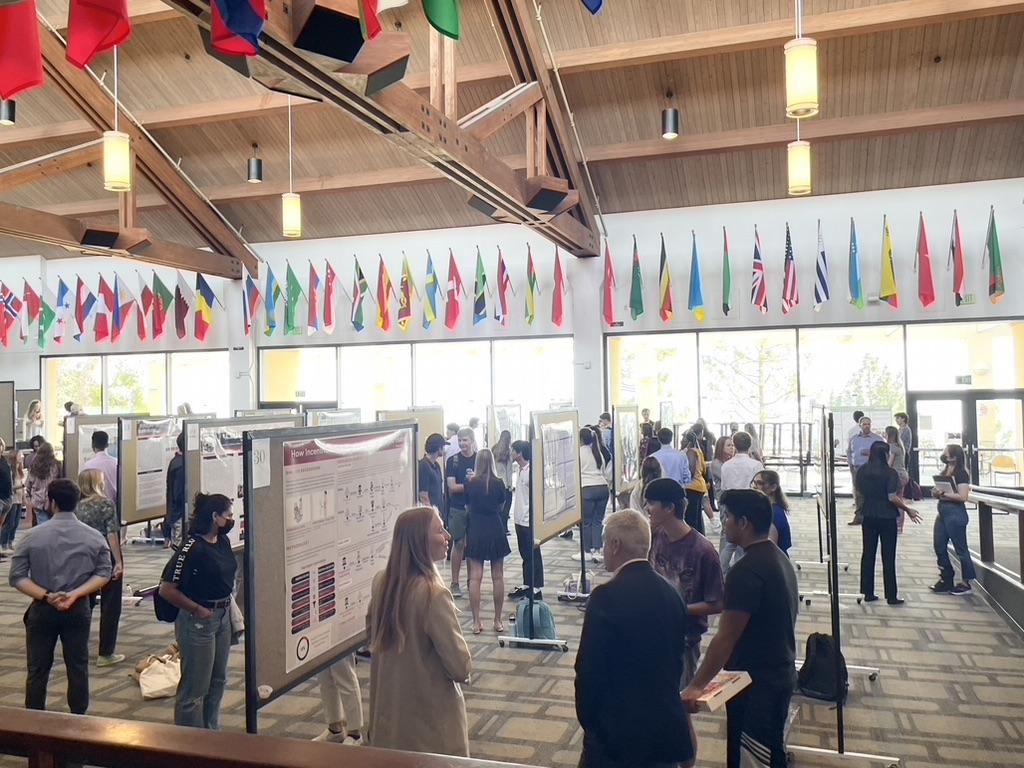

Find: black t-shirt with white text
<box><xmin>162</xmin><ymin>534</ymin><xmax>236</xmax><ymax>603</ymax></box>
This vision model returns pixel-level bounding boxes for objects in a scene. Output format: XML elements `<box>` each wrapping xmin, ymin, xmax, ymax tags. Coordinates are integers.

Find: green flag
<box><xmin>423</xmin><ymin>0</ymin><xmax>459</xmax><ymax>39</ymax></box>
<box><xmin>722</xmin><ymin>226</ymin><xmax>732</xmax><ymax>315</ymax></box>
<box><xmin>525</xmin><ymin>246</ymin><xmax>539</xmax><ymax>325</ymax></box>
<box><xmin>629</xmin><ymin>235</ymin><xmax>644</xmax><ymax>320</ymax></box>
<box><xmin>38</xmin><ymin>285</ymin><xmax>56</xmax><ymax>349</ymax></box>
<box><xmin>284</xmin><ymin>263</ymin><xmax>305</xmax><ymax>335</ymax></box>
<box><xmin>985</xmin><ymin>206</ymin><xmax>1005</xmax><ymax>304</ymax></box>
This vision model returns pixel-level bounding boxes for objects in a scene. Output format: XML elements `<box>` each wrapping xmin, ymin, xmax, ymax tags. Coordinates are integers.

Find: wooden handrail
<box><xmin>0</xmin><ymin>707</ymin><xmax>539</xmax><ymax>768</ymax></box>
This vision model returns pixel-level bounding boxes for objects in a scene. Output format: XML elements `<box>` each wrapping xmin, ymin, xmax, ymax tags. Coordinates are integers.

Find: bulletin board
<box><xmin>306</xmin><ymin>408</ymin><xmax>362</xmax><ymax>427</ymax></box>
<box><xmin>0</xmin><ymin>382</ymin><xmax>13</xmax><ymax>448</ymax></box>
<box><xmin>377</xmin><ymin>407</ymin><xmax>444</xmax><ymax>449</ymax></box>
<box><xmin>183</xmin><ymin>414</ymin><xmax>304</xmax><ymax>549</ymax></box>
<box><xmin>613</xmin><ymin>405</ymin><xmax>640</xmax><ymax>497</ymax></box>
<box><xmin>530</xmin><ymin>409</ymin><xmax>582</xmax><ymax>546</ymax></box>
<box><xmin>241</xmin><ymin>421</ymin><xmax>417</xmax><ymax>732</ymax></box>
<box><xmin>487</xmin><ymin>403</ymin><xmax>522</xmax><ymax>444</ymax></box>
<box><xmin>63</xmin><ymin>413</ymin><xmax>146</xmax><ymax>481</ymax></box>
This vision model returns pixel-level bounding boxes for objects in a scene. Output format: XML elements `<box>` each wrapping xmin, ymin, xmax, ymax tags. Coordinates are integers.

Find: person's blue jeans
<box><xmin>33</xmin><ymin>507</ymin><xmax>50</xmax><ymax>525</ymax></box>
<box><xmin>581</xmin><ymin>485</ymin><xmax>610</xmax><ymax>552</ymax></box>
<box><xmin>174</xmin><ymin>606</ymin><xmax>231</xmax><ymax>729</ymax></box>
<box><xmin>934</xmin><ymin>501</ymin><xmax>977</xmax><ymax>583</ymax></box>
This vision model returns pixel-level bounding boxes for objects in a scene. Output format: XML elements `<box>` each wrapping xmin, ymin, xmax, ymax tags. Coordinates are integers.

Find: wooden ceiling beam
<box><xmin>459</xmin><ymin>81</ymin><xmax>543</xmax><ymax>141</ymax></box>
<box><xmin>0</xmin><ymin>139</ymin><xmax>103</xmax><ymax>193</ymax></box>
<box><xmin>43</xmin><ymin>99</ymin><xmax>1024</xmax><ymax>220</ymax></box>
<box><xmin>38</xmin><ymin>24</ymin><xmax>257</xmax><ymax>276</ymax></box>
<box><xmin>44</xmin><ymin>0</ymin><xmax>179</xmax><ymax>30</ymax></box>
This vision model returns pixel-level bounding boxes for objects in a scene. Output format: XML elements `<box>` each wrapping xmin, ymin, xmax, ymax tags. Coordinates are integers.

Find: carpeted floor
<box><xmin>1</xmin><ymin>497</ymin><xmax>1022</xmax><ymax>767</ymax></box>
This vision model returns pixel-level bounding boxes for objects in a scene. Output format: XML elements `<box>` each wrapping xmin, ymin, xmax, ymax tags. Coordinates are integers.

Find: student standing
<box><xmin>0</xmin><ymin>440</ymin><xmax>12</xmax><ymax>559</ymax></box>
<box><xmin>22</xmin><ymin>400</ymin><xmax>44</xmax><ymax>442</ymax></box>
<box><xmin>847</xmin><ymin>414</ymin><xmax>883</xmax><ymax>525</ymax></box>
<box><xmin>930</xmin><ymin>444</ymin><xmax>976</xmax><ymax>595</ymax></box>
<box><xmin>76</xmin><ymin>470</ymin><xmax>125</xmax><ymax>666</ymax></box>
<box><xmin>508</xmin><ymin>440</ymin><xmax>543</xmax><ymax>601</ymax></box>
<box><xmin>417</xmin><ymin>433</ymin><xmax>446</xmax><ymax>511</ymax></box>
<box><xmin>644</xmin><ymin>478</ymin><xmax>723</xmax><ymax>687</ymax></box>
<box><xmin>1</xmin><ymin>447</ymin><xmax>25</xmax><ymax>554</ymax></box>
<box><xmin>651</xmin><ymin>428</ymin><xmax>692</xmax><ymax>488</ymax></box>
<box><xmin>164</xmin><ymin>433</ymin><xmax>187</xmax><ymax>549</ymax></box>
<box><xmin>313</xmin><ymin>654</ymin><xmax>363</xmax><ymax>744</ymax></box>
<box><xmin>367</xmin><ymin>506</ymin><xmax>471</xmax><ymax>757</ymax></box>
<box><xmin>681</xmin><ymin>430</ymin><xmax>713</xmax><ymax>535</ymax></box>
<box><xmin>628</xmin><ymin>456</ymin><xmax>662</xmax><ymax>512</ymax></box>
<box><xmin>709</xmin><ymin>435</ymin><xmax>735</xmax><ymax>506</ymax></box>
<box><xmin>752</xmin><ymin>470</ymin><xmax>793</xmax><ymax>556</ymax></box>
<box><xmin>491</xmin><ymin>430</ymin><xmax>514</xmax><ymax>534</ymax></box>
<box><xmin>158</xmin><ymin>493</ymin><xmax>237</xmax><ymax>729</ymax></box>
<box><xmin>26</xmin><ymin>442</ymin><xmax>61</xmax><ymax>526</ymax></box>
<box><xmin>575</xmin><ymin>509</ymin><xmax>696</xmax><ymax>768</ymax></box>
<box><xmin>743</xmin><ymin>423</ymin><xmax>764</xmax><ymax>463</ymax></box>
<box><xmin>682</xmin><ymin>490</ymin><xmax>798</xmax><ymax>768</ymax></box>
<box><xmin>82</xmin><ymin>431</ymin><xmax>118</xmax><ymax>503</ymax></box>
<box><xmin>884</xmin><ymin>426</ymin><xmax>909</xmax><ymax>496</ymax></box>
<box><xmin>444</xmin><ymin>428</ymin><xmax>477</xmax><ymax>597</ymax></box>
<box><xmin>894</xmin><ymin>412</ymin><xmax>915</xmax><ymax>477</ymax></box>
<box><xmin>464</xmin><ymin>449</ymin><xmax>511</xmax><ymax>634</ymax></box>
<box><xmin>9</xmin><ymin>479</ymin><xmax>111</xmax><ymax>715</ymax></box>
<box><xmin>717</xmin><ymin>432</ymin><xmax>763</xmax><ymax>573</ymax></box>
<box><xmin>577</xmin><ymin>428</ymin><xmax>611</xmax><ymax>564</ymax></box>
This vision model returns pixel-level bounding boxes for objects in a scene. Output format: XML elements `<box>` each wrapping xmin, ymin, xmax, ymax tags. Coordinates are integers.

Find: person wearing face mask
<box><xmin>930</xmin><ymin>444</ymin><xmax>976</xmax><ymax>596</ymax></box>
<box><xmin>158</xmin><ymin>493</ymin><xmax>237</xmax><ymax>729</ymax></box>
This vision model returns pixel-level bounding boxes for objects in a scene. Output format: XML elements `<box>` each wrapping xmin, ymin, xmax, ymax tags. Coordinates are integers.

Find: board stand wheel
<box><xmin>497</xmin><ymin>634</ymin><xmax>568</xmax><ymax>651</ymax></box>
<box><xmin>794</xmin><ymin>659</ymin><xmax>880</xmax><ymax>682</ymax></box>
<box><xmin>786</xmin><ymin>745</ymin><xmax>901</xmax><ymax>767</ymax></box>
<box><xmin>557</xmin><ymin>589</ymin><xmax>590</xmax><ymax>603</ymax></box>
<box><xmin>795</xmin><ymin>558</ymin><xmax>850</xmax><ymax>573</ymax></box>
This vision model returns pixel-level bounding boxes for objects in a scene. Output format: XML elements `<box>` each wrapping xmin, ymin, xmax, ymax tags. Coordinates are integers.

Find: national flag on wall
<box><xmin>351</xmin><ymin>258</ymin><xmax>370</xmax><ymax>332</ymax></box>
<box><xmin>243</xmin><ymin>271</ymin><xmax>261</xmax><ymax>336</ymax></box>
<box><xmin>0</xmin><ymin>285</ymin><xmax>19</xmax><ymax>348</ymax></box>
<box><xmin>66</xmin><ymin>0</ymin><xmax>132</xmax><ymax>69</ymax></box>
<box><xmin>95</xmin><ymin>276</ymin><xmax>115</xmax><ymax>342</ymax></box>
<box><xmin>813</xmin><ymin>220</ymin><xmax>830</xmax><ymax>311</ymax></box>
<box><xmin>111</xmin><ymin>275</ymin><xmax>135</xmax><ymax>342</ymax></box>
<box><xmin>472</xmin><ymin>247</ymin><xmax>489</xmax><ymax>325</ymax></box>
<box><xmin>174</xmin><ymin>271</ymin><xmax>194</xmax><ymax>340</ymax></box>
<box><xmin>0</xmin><ymin>0</ymin><xmax>44</xmax><ymax>101</ymax></box>
<box><xmin>152</xmin><ymin>273</ymin><xmax>173</xmax><ymax>340</ymax></box>
<box><xmin>495</xmin><ymin>248</ymin><xmax>513</xmax><ymax>326</ymax></box>
<box><xmin>658</xmin><ymin>234</ymin><xmax>673</xmax><ymax>322</ymax></box>
<box><xmin>721</xmin><ymin>227</ymin><xmax>732</xmax><ymax>316</ymax></box>
<box><xmin>629</xmin><ymin>235</ymin><xmax>644</xmax><ymax>320</ymax></box>
<box><xmin>307</xmin><ymin>262</ymin><xmax>321</xmax><ymax>334</ymax></box>
<box><xmin>397</xmin><ymin>254</ymin><xmax>418</xmax><ymax>331</ymax></box>
<box><xmin>359</xmin><ymin>0</ymin><xmax>404</xmax><ymax>40</ymax></box>
<box><xmin>23</xmin><ymin>280</ymin><xmax>41</xmax><ymax>326</ymax></box>
<box><xmin>915</xmin><ymin>212</ymin><xmax>936</xmax><ymax>309</ymax></box>
<box><xmin>552</xmin><ymin>248</ymin><xmax>566</xmax><ymax>327</ymax></box>
<box><xmin>422</xmin><ymin>0</ymin><xmax>459</xmax><ymax>40</ymax></box>
<box><xmin>324</xmin><ymin>261</ymin><xmax>337</xmax><ymax>333</ymax></box>
<box><xmin>848</xmin><ymin>218</ymin><xmax>865</xmax><ymax>309</ymax></box>
<box><xmin>580</xmin><ymin>0</ymin><xmax>603</xmax><ymax>13</ymax></box>
<box><xmin>444</xmin><ymin>250</ymin><xmax>465</xmax><ymax>330</ymax></box>
<box><xmin>264</xmin><ymin>267</ymin><xmax>281</xmax><ymax>336</ymax></box>
<box><xmin>422</xmin><ymin>252</ymin><xmax>439</xmax><ymax>330</ymax></box>
<box><xmin>136</xmin><ymin>272</ymin><xmax>154</xmax><ymax>340</ymax></box>
<box><xmin>688</xmin><ymin>231</ymin><xmax>705</xmax><ymax>323</ymax></box>
<box><xmin>879</xmin><ymin>216</ymin><xmax>899</xmax><ymax>309</ymax></box>
<box><xmin>948</xmin><ymin>210</ymin><xmax>967</xmax><ymax>306</ymax></box>
<box><xmin>54</xmin><ymin>278</ymin><xmax>71</xmax><ymax>344</ymax></box>
<box><xmin>751</xmin><ymin>226</ymin><xmax>768</xmax><ymax>314</ymax></box>
<box><xmin>781</xmin><ymin>224</ymin><xmax>800</xmax><ymax>315</ymax></box>
<box><xmin>984</xmin><ymin>206</ymin><xmax>1005</xmax><ymax>304</ymax></box>
<box><xmin>602</xmin><ymin>243</ymin><xmax>616</xmax><ymax>326</ymax></box>
<box><xmin>525</xmin><ymin>246</ymin><xmax>540</xmax><ymax>325</ymax></box>
<box><xmin>38</xmin><ymin>285</ymin><xmax>57</xmax><ymax>349</ymax></box>
<box><xmin>194</xmin><ymin>273</ymin><xmax>217</xmax><ymax>341</ymax></box>
<box><xmin>210</xmin><ymin>0</ymin><xmax>266</xmax><ymax>57</ymax></box>
<box><xmin>377</xmin><ymin>256</ymin><xmax>396</xmax><ymax>331</ymax></box>
<box><xmin>284</xmin><ymin>263</ymin><xmax>305</xmax><ymax>335</ymax></box>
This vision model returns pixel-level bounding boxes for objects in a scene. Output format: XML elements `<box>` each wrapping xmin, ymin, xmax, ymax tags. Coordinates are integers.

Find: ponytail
<box><xmin>188</xmin><ymin>492</ymin><xmax>233</xmax><ymax>536</ymax></box>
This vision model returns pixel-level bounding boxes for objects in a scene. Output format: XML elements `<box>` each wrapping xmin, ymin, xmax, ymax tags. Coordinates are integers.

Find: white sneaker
<box><xmin>314</xmin><ymin>728</ymin><xmax>346</xmax><ymax>743</ymax></box>
<box><xmin>342</xmin><ymin>735</ymin><xmax>363</xmax><ymax>746</ymax></box>
<box><xmin>591</xmin><ymin>552</ymin><xmax>603</xmax><ymax>563</ymax></box>
<box><xmin>570</xmin><ymin>552</ymin><xmax>583</xmax><ymax>561</ymax></box>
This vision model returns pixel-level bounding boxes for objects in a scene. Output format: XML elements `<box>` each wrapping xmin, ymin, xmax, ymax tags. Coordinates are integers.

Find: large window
<box><xmin>43</xmin><ymin>356</ymin><xmax>102</xmax><ymax>444</ymax></box>
<box><xmin>260</xmin><ymin>348</ymin><xmax>337</xmax><ymax>404</ymax></box>
<box><xmin>493</xmin><ymin>338</ymin><xmax>574</xmax><ymax>429</ymax></box>
<box><xmin>339</xmin><ymin>344</ymin><xmax>412</xmax><ymax>421</ymax></box>
<box><xmin>906</xmin><ymin>321</ymin><xmax>1024</xmax><ymax>391</ymax></box>
<box><xmin>106</xmin><ymin>354</ymin><xmax>167</xmax><ymax>415</ymax></box>
<box><xmin>170</xmin><ymin>351</ymin><xmax>230</xmax><ymax>416</ymax></box>
<box><xmin>607</xmin><ymin>334</ymin><xmax>699</xmax><ymax>429</ymax></box>
<box><xmin>414</xmin><ymin>341</ymin><xmax>492</xmax><ymax>428</ymax></box>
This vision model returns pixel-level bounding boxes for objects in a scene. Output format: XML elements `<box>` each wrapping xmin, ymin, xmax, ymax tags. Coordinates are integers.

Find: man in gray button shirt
<box><xmin>9</xmin><ymin>479</ymin><xmax>111</xmax><ymax>715</ymax></box>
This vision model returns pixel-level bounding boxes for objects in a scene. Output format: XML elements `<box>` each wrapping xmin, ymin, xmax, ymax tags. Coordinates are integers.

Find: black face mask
<box><xmin>939</xmin><ymin>455</ymin><xmax>949</xmax><ymax>465</ymax></box>
<box><xmin>219</xmin><ymin>519</ymin><xmax>235</xmax><ymax>535</ymax></box>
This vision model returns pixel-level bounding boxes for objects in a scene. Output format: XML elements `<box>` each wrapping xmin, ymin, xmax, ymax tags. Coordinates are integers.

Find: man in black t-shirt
<box><xmin>418</xmin><ymin>434</ymin><xmax>445</xmax><ymax>512</ymax></box>
<box><xmin>681</xmin><ymin>489</ymin><xmax>798</xmax><ymax>768</ymax></box>
<box><xmin>445</xmin><ymin>428</ymin><xmax>477</xmax><ymax>597</ymax></box>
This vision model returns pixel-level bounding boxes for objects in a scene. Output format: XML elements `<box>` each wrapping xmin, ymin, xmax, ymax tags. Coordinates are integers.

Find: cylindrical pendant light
<box><xmin>247</xmin><ymin>143</ymin><xmax>263</xmax><ymax>183</ymax></box>
<box><xmin>661</xmin><ymin>107</ymin><xmax>680</xmax><ymax>140</ymax></box>
<box><xmin>787</xmin><ymin>118</ymin><xmax>811</xmax><ymax>196</ymax></box>
<box><xmin>784</xmin><ymin>38</ymin><xmax>818</xmax><ymax>118</ymax></box>
<box><xmin>0</xmin><ymin>100</ymin><xmax>15</xmax><ymax>126</ymax></box>
<box><xmin>282</xmin><ymin>96</ymin><xmax>301</xmax><ymax>238</ymax></box>
<box><xmin>103</xmin><ymin>47</ymin><xmax>132</xmax><ymax>192</ymax></box>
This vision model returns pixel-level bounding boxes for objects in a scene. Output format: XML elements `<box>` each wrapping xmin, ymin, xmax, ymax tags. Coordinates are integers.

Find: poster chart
<box><xmin>531</xmin><ymin>410</ymin><xmax>582</xmax><ymax>545</ymax></box>
<box><xmin>659</xmin><ymin>401</ymin><xmax>674</xmax><ymax>433</ymax></box>
<box><xmin>64</xmin><ymin>414</ymin><xmax>145</xmax><ymax>480</ymax></box>
<box><xmin>487</xmin><ymin>404</ymin><xmax>522</xmax><ymax>444</ymax></box>
<box><xmin>242</xmin><ymin>422</ymin><xmax>416</xmax><ymax>729</ymax></box>
<box><xmin>613</xmin><ymin>405</ymin><xmax>640</xmax><ymax>497</ymax></box>
<box><xmin>307</xmin><ymin>408</ymin><xmax>362</xmax><ymax>427</ymax></box>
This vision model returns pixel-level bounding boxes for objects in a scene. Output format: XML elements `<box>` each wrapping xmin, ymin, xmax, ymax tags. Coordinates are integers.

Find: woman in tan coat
<box><xmin>367</xmin><ymin>506</ymin><xmax>472</xmax><ymax>757</ymax></box>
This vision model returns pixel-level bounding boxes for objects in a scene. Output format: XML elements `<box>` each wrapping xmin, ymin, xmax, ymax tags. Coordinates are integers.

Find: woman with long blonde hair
<box><xmin>77</xmin><ymin>469</ymin><xmax>125</xmax><ymax>666</ymax></box>
<box><xmin>367</xmin><ymin>506</ymin><xmax>471</xmax><ymax>756</ymax></box>
<box><xmin>464</xmin><ymin>449</ymin><xmax>511</xmax><ymax>634</ymax></box>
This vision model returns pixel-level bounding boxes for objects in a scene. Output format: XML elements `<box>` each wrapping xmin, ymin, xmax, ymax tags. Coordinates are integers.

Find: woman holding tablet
<box><xmin>930</xmin><ymin>444</ymin><xmax>976</xmax><ymax>596</ymax></box>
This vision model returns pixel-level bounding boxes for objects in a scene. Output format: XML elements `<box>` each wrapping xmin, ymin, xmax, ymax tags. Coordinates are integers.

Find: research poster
<box><xmin>135</xmin><ymin>418</ymin><xmax>178</xmax><ymax>511</ymax></box>
<box><xmin>308</xmin><ymin>409</ymin><xmax>362</xmax><ymax>427</ymax></box>
<box><xmin>78</xmin><ymin>422</ymin><xmax>118</xmax><ymax>469</ymax></box>
<box><xmin>490</xmin><ymin>404</ymin><xmax>522</xmax><ymax>442</ymax></box>
<box><xmin>280</xmin><ymin>428</ymin><xmax>414</xmax><ymax>674</ymax></box>
<box><xmin>540</xmin><ymin>417</ymin><xmax>578</xmax><ymax>525</ymax></box>
<box><xmin>614</xmin><ymin>406</ymin><xmax>640</xmax><ymax>494</ymax></box>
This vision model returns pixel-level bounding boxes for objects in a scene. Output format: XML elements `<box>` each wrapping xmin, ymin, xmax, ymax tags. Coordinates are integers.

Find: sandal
<box><xmin>472</xmin><ymin>624</ymin><xmax>483</xmax><ymax>635</ymax></box>
<box><xmin>493</xmin><ymin>621</ymin><xmax>505</xmax><ymax>633</ymax></box>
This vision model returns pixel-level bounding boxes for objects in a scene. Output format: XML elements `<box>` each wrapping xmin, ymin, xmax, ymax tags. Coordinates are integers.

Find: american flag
<box><xmin>751</xmin><ymin>226</ymin><xmax>768</xmax><ymax>313</ymax></box>
<box><xmin>781</xmin><ymin>223</ymin><xmax>800</xmax><ymax>314</ymax></box>
<box><xmin>813</xmin><ymin>219</ymin><xmax>831</xmax><ymax>311</ymax></box>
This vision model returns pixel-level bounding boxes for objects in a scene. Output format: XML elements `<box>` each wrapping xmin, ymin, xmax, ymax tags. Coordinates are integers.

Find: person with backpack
<box><xmin>25</xmin><ymin>441</ymin><xmax>60</xmax><ymax>526</ymax></box>
<box><xmin>575</xmin><ymin>509</ymin><xmax>696</xmax><ymax>768</ymax></box>
<box><xmin>681</xmin><ymin>489</ymin><xmax>798</xmax><ymax>768</ymax></box>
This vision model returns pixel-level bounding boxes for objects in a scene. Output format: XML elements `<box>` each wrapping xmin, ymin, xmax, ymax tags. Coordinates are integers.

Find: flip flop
<box><xmin>493</xmin><ymin>621</ymin><xmax>505</xmax><ymax>633</ymax></box>
<box><xmin>473</xmin><ymin>624</ymin><xmax>483</xmax><ymax>635</ymax></box>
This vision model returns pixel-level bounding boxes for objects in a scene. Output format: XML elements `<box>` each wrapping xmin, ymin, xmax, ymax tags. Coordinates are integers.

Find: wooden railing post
<box><xmin>978</xmin><ymin>500</ymin><xmax>995</xmax><ymax>563</ymax></box>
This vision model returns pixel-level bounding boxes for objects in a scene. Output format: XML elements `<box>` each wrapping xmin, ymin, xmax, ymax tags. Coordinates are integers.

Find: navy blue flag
<box><xmin>211</xmin><ymin>0</ymin><xmax>265</xmax><ymax>56</ymax></box>
<box><xmin>580</xmin><ymin>0</ymin><xmax>602</xmax><ymax>13</ymax></box>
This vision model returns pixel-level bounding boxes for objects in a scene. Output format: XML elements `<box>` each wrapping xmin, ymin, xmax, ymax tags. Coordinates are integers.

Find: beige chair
<box><xmin>990</xmin><ymin>454</ymin><xmax>1021</xmax><ymax>487</ymax></box>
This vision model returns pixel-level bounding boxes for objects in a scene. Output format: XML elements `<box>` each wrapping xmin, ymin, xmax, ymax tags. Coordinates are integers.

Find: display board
<box><xmin>242</xmin><ymin>422</ymin><xmax>416</xmax><ymax>726</ymax></box>
<box><xmin>531</xmin><ymin>410</ymin><xmax>582</xmax><ymax>545</ymax></box>
<box><xmin>118</xmin><ymin>415</ymin><xmax>213</xmax><ymax>526</ymax></box>
<box><xmin>63</xmin><ymin>413</ymin><xmax>146</xmax><ymax>481</ymax></box>
<box><xmin>613</xmin><ymin>405</ymin><xmax>640</xmax><ymax>497</ymax></box>
<box><xmin>306</xmin><ymin>408</ymin><xmax>361</xmax><ymax>427</ymax></box>
<box><xmin>487</xmin><ymin>403</ymin><xmax>522</xmax><ymax>444</ymax></box>
<box><xmin>183</xmin><ymin>414</ymin><xmax>305</xmax><ymax>548</ymax></box>
<box><xmin>377</xmin><ymin>407</ymin><xmax>444</xmax><ymax>450</ymax></box>
<box><xmin>659</xmin><ymin>401</ymin><xmax>674</xmax><ymax>432</ymax></box>
<box><xmin>235</xmin><ymin>408</ymin><xmax>299</xmax><ymax>417</ymax></box>
<box><xmin>0</xmin><ymin>382</ymin><xmax>13</xmax><ymax>448</ymax></box>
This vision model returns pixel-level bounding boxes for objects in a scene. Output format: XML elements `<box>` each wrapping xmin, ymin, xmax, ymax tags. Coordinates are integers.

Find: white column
<box><xmin>222</xmin><ymin>279</ymin><xmax>255</xmax><ymax>413</ymax></box>
<box><xmin>569</xmin><ymin>255</ymin><xmax>605</xmax><ymax>421</ymax></box>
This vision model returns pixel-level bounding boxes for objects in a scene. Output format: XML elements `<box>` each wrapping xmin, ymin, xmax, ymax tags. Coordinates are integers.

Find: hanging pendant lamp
<box><xmin>784</xmin><ymin>0</ymin><xmax>818</xmax><ymax>118</ymax></box>
<box><xmin>282</xmin><ymin>96</ymin><xmax>302</xmax><ymax>238</ymax></box>
<box><xmin>247</xmin><ymin>143</ymin><xmax>263</xmax><ymax>183</ymax></box>
<box><xmin>0</xmin><ymin>100</ymin><xmax>15</xmax><ymax>126</ymax></box>
<box><xmin>103</xmin><ymin>47</ymin><xmax>131</xmax><ymax>192</ymax></box>
<box><xmin>787</xmin><ymin>120</ymin><xmax>811</xmax><ymax>196</ymax></box>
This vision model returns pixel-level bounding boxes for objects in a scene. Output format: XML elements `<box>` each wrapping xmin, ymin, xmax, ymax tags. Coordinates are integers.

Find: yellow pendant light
<box><xmin>784</xmin><ymin>1</ymin><xmax>818</xmax><ymax>118</ymax></box>
<box><xmin>103</xmin><ymin>47</ymin><xmax>132</xmax><ymax>192</ymax></box>
<box><xmin>282</xmin><ymin>96</ymin><xmax>302</xmax><ymax>238</ymax></box>
<box><xmin>787</xmin><ymin>121</ymin><xmax>811</xmax><ymax>196</ymax></box>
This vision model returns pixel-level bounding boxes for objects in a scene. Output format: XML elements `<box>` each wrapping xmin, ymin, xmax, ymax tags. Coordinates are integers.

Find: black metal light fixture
<box><xmin>661</xmin><ymin>90</ymin><xmax>679</xmax><ymax>140</ymax></box>
<box><xmin>0</xmin><ymin>100</ymin><xmax>15</xmax><ymax>127</ymax></box>
<box><xmin>247</xmin><ymin>142</ymin><xmax>263</xmax><ymax>183</ymax></box>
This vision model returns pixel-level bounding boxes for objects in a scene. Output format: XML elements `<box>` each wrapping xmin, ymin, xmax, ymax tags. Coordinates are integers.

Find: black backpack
<box><xmin>153</xmin><ymin>537</ymin><xmax>197</xmax><ymax>623</ymax></box>
<box><xmin>798</xmin><ymin>632</ymin><xmax>848</xmax><ymax>702</ymax></box>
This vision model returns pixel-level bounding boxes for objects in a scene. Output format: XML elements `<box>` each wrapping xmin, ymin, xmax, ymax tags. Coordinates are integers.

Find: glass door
<box><xmin>974</xmin><ymin>397</ymin><xmax>1024</xmax><ymax>487</ymax></box>
<box><xmin>909</xmin><ymin>397</ymin><xmax>965</xmax><ymax>488</ymax></box>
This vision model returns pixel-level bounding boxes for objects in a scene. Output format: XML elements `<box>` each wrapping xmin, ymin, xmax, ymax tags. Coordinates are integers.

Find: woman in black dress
<box><xmin>857</xmin><ymin>442</ymin><xmax>921</xmax><ymax>605</ymax></box>
<box><xmin>465</xmin><ymin>449</ymin><xmax>511</xmax><ymax>634</ymax></box>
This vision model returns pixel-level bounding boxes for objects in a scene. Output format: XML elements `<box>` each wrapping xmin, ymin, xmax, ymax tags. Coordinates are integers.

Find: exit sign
<box><xmin>960</xmin><ymin>294</ymin><xmax>976</xmax><ymax>306</ymax></box>
<box><xmin>955</xmin><ymin>375</ymin><xmax>972</xmax><ymax>385</ymax></box>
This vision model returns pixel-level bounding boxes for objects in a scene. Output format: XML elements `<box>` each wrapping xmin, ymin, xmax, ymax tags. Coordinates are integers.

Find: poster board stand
<box><xmin>241</xmin><ymin>421</ymin><xmax>418</xmax><ymax>734</ymax></box>
<box><xmin>0</xmin><ymin>381</ymin><xmax>14</xmax><ymax>448</ymax></box>
<box><xmin>64</xmin><ymin>413</ymin><xmax>147</xmax><ymax>481</ymax></box>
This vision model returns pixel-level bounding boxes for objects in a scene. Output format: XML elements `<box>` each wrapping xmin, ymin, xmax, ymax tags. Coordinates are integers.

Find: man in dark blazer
<box><xmin>575</xmin><ymin>508</ymin><xmax>696</xmax><ymax>768</ymax></box>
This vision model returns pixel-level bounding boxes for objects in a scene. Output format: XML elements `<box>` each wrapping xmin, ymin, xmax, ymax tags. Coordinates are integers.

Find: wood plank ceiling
<box><xmin>1</xmin><ymin>0</ymin><xmax>1022</xmax><ymax>256</ymax></box>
